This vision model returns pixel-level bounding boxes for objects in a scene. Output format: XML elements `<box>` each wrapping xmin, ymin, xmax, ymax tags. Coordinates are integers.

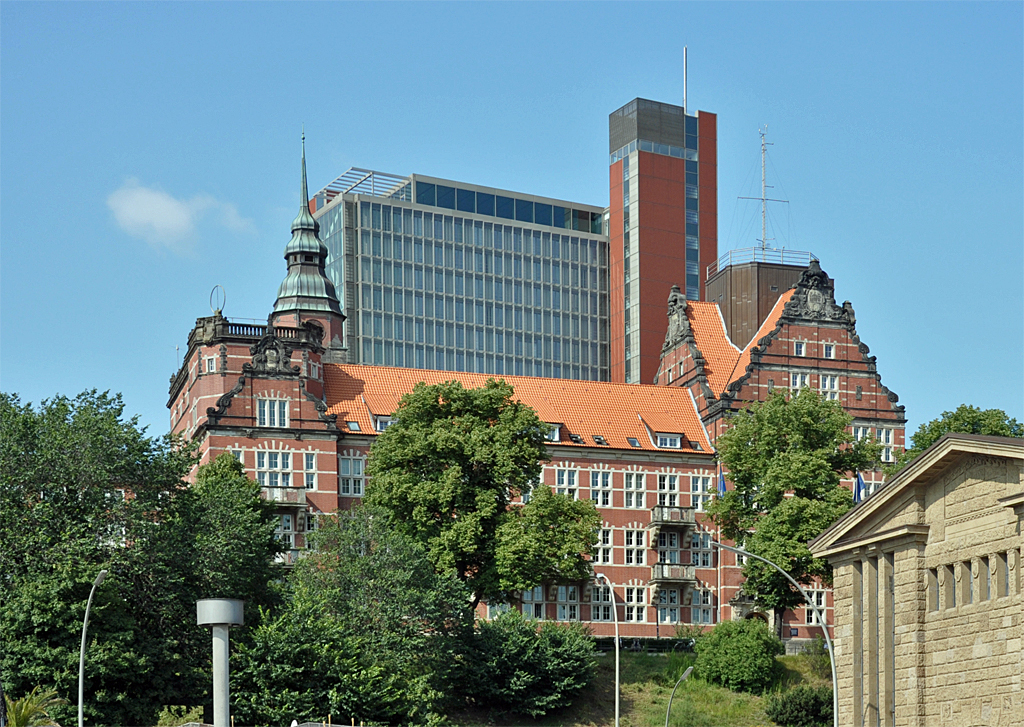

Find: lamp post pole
<box><xmin>594</xmin><ymin>573</ymin><xmax>620</xmax><ymax>727</ymax></box>
<box><xmin>710</xmin><ymin>541</ymin><xmax>838</xmax><ymax>727</ymax></box>
<box><xmin>664</xmin><ymin>666</ymin><xmax>694</xmax><ymax>727</ymax></box>
<box><xmin>78</xmin><ymin>569</ymin><xmax>107</xmax><ymax>727</ymax></box>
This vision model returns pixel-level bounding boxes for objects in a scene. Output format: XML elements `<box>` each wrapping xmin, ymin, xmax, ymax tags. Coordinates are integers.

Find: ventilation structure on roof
<box><xmin>593</xmin><ymin>435</ymin><xmax>608</xmax><ymax>445</ymax></box>
<box><xmin>569</xmin><ymin>433</ymin><xmax>584</xmax><ymax>444</ymax></box>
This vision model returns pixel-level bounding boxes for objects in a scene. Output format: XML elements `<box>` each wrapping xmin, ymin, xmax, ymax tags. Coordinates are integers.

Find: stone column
<box><xmin>852</xmin><ymin>558</ymin><xmax>864</xmax><ymax>726</ymax></box>
<box><xmin>865</xmin><ymin>555</ymin><xmax>879</xmax><ymax>727</ymax></box>
<box><xmin>893</xmin><ymin>545</ymin><xmax>926</xmax><ymax>727</ymax></box>
<box><xmin>879</xmin><ymin>552</ymin><xmax>895</xmax><ymax>727</ymax></box>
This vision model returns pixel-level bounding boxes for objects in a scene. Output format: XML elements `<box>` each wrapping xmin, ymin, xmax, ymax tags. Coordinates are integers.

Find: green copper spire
<box><xmin>273</xmin><ymin>132</ymin><xmax>343</xmax><ymax>316</ymax></box>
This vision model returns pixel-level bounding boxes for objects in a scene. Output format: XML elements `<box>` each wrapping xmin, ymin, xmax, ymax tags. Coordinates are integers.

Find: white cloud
<box><xmin>107</xmin><ymin>179</ymin><xmax>253</xmax><ymax>254</ymax></box>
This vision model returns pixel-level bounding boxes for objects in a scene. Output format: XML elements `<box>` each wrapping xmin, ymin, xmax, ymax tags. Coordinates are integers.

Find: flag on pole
<box><xmin>718</xmin><ymin>471</ymin><xmax>727</xmax><ymax>497</ymax></box>
<box><xmin>854</xmin><ymin>472</ymin><xmax>866</xmax><ymax>503</ymax></box>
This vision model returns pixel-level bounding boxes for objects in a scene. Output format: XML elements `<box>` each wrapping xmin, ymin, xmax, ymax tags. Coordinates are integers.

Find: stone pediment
<box><xmin>781</xmin><ymin>260</ymin><xmax>853</xmax><ymax>325</ymax></box>
<box><xmin>244</xmin><ymin>329</ymin><xmax>300</xmax><ymax>377</ymax></box>
<box><xmin>810</xmin><ymin>434</ymin><xmax>1024</xmax><ymax>559</ymax></box>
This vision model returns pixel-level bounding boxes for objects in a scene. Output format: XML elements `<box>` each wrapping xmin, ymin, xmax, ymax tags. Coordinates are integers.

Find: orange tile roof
<box><xmin>685</xmin><ymin>301</ymin><xmax>742</xmax><ymax>396</ymax></box>
<box><xmin>727</xmin><ymin>289</ymin><xmax>795</xmax><ymax>384</ymax></box>
<box><xmin>324</xmin><ymin>364</ymin><xmax>712</xmax><ymax>454</ymax></box>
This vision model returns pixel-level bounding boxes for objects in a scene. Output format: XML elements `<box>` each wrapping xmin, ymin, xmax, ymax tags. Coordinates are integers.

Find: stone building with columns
<box><xmin>810</xmin><ymin>433</ymin><xmax>1023</xmax><ymax>727</ymax></box>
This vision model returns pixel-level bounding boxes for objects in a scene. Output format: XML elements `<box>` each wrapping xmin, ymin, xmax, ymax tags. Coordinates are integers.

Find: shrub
<box><xmin>765</xmin><ymin>685</ymin><xmax>834</xmax><ymax>727</ymax></box>
<box><xmin>694</xmin><ymin>618</ymin><xmax>784</xmax><ymax>694</ymax></box>
<box><xmin>462</xmin><ymin>609</ymin><xmax>596</xmax><ymax>717</ymax></box>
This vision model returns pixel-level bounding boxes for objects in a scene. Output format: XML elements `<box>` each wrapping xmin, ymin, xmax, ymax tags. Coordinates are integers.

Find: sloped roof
<box><xmin>726</xmin><ymin>289</ymin><xmax>795</xmax><ymax>385</ymax></box>
<box><xmin>324</xmin><ymin>364</ymin><xmax>712</xmax><ymax>454</ymax></box>
<box><xmin>685</xmin><ymin>301</ymin><xmax>742</xmax><ymax>396</ymax></box>
<box><xmin>809</xmin><ymin>433</ymin><xmax>1024</xmax><ymax>558</ymax></box>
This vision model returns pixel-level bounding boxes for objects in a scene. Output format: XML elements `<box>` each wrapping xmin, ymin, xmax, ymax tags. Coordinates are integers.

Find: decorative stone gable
<box><xmin>662</xmin><ymin>284</ymin><xmax>693</xmax><ymax>352</ymax></box>
<box><xmin>245</xmin><ymin>328</ymin><xmax>300</xmax><ymax>377</ymax></box>
<box><xmin>780</xmin><ymin>259</ymin><xmax>853</xmax><ymax>325</ymax></box>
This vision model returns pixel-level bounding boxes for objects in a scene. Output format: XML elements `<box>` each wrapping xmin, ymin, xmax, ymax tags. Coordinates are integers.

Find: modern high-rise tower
<box><xmin>608</xmin><ymin>99</ymin><xmax>717</xmax><ymax>384</ymax></box>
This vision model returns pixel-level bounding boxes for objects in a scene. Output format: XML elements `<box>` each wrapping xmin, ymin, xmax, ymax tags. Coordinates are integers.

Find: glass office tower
<box><xmin>313</xmin><ymin>170</ymin><xmax>611</xmax><ymax>380</ymax></box>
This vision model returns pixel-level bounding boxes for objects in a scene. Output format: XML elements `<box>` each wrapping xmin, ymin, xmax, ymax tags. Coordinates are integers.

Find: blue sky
<box><xmin>2</xmin><ymin>2</ymin><xmax>1021</xmax><ymax>437</ymax></box>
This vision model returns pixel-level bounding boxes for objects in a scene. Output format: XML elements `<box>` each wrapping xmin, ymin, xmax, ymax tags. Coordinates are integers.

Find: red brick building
<box><xmin>654</xmin><ymin>253</ymin><xmax>907</xmax><ymax>643</ymax></box>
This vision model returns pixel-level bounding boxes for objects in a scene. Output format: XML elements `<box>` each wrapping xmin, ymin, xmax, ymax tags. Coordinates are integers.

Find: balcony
<box><xmin>649</xmin><ymin>562</ymin><xmax>697</xmax><ymax>586</ymax></box>
<box><xmin>648</xmin><ymin>504</ymin><xmax>696</xmax><ymax>543</ymax></box>
<box><xmin>263</xmin><ymin>485</ymin><xmax>307</xmax><ymax>506</ymax></box>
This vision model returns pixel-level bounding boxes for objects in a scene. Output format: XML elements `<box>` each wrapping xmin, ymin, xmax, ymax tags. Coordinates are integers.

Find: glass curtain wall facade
<box><xmin>315</xmin><ymin>173</ymin><xmax>611</xmax><ymax>380</ymax></box>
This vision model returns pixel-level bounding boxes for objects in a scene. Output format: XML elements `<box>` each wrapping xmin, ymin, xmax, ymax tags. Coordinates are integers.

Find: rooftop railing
<box><xmin>314</xmin><ymin>167</ymin><xmax>412</xmax><ymax>209</ymax></box>
<box><xmin>706</xmin><ymin>247</ymin><xmax>817</xmax><ymax>280</ymax></box>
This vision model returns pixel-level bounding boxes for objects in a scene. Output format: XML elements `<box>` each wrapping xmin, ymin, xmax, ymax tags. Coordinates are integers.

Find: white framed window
<box><xmin>819</xmin><ymin>374</ymin><xmax>839</xmax><ymax>400</ymax></box>
<box><xmin>590</xmin><ymin>471</ymin><xmax>611</xmax><ymax>506</ymax></box>
<box><xmin>624</xmin><ymin>587</ymin><xmax>645</xmax><ymax>622</ymax></box>
<box><xmin>257</xmin><ymin>399</ymin><xmax>289</xmax><ymax>428</ymax></box>
<box><xmin>303</xmin><ymin>452</ymin><xmax>317</xmax><ymax>490</ymax></box>
<box><xmin>691</xmin><ymin>531</ymin><xmax>713</xmax><ymax>568</ymax></box>
<box><xmin>657</xmin><ymin>474</ymin><xmax>678</xmax><ymax>506</ymax></box>
<box><xmin>791</xmin><ymin>372</ymin><xmax>809</xmax><ymax>391</ymax></box>
<box><xmin>275</xmin><ymin>514</ymin><xmax>294</xmax><ymax>549</ymax></box>
<box><xmin>823</xmin><ymin>343</ymin><xmax>836</xmax><ymax>359</ymax></box>
<box><xmin>625</xmin><ymin>530</ymin><xmax>645</xmax><ymax>565</ymax></box>
<box><xmin>339</xmin><ymin>456</ymin><xmax>364</xmax><ymax>496</ymax></box>
<box><xmin>556</xmin><ymin>469</ymin><xmax>578</xmax><ymax>499</ymax></box>
<box><xmin>545</xmin><ymin>424</ymin><xmax>561</xmax><ymax>442</ymax></box>
<box><xmin>794</xmin><ymin>341</ymin><xmax>806</xmax><ymax>357</ymax></box>
<box><xmin>658</xmin><ymin>588</ymin><xmax>680</xmax><ymax>623</ymax></box>
<box><xmin>256</xmin><ymin>450</ymin><xmax>292</xmax><ymax>488</ymax></box>
<box><xmin>805</xmin><ymin>589</ymin><xmax>826</xmax><ymax>624</ymax></box>
<box><xmin>691</xmin><ymin>475</ymin><xmax>712</xmax><ymax>511</ymax></box>
<box><xmin>598</xmin><ymin>529</ymin><xmax>612</xmax><ymax>564</ymax></box>
<box><xmin>692</xmin><ymin>590</ymin><xmax>713</xmax><ymax>624</ymax></box>
<box><xmin>656</xmin><ymin>433</ymin><xmax>682</xmax><ymax>449</ymax></box>
<box><xmin>624</xmin><ymin>472</ymin><xmax>645</xmax><ymax>509</ymax></box>
<box><xmin>591</xmin><ymin>585</ymin><xmax>613</xmax><ymax>621</ymax></box>
<box><xmin>658</xmin><ymin>532</ymin><xmax>680</xmax><ymax>564</ymax></box>
<box><xmin>306</xmin><ymin>360</ymin><xmax>322</xmax><ymax>379</ymax></box>
<box><xmin>521</xmin><ymin>586</ymin><xmax>545</xmax><ymax>619</ymax></box>
<box><xmin>853</xmin><ymin>426</ymin><xmax>870</xmax><ymax>441</ymax></box>
<box><xmin>231</xmin><ymin>449</ymin><xmax>242</xmax><ymax>462</ymax></box>
<box><xmin>556</xmin><ymin>585</ymin><xmax>579</xmax><ymax>621</ymax></box>
<box><xmin>375</xmin><ymin>416</ymin><xmax>393</xmax><ymax>432</ymax></box>
<box><xmin>205</xmin><ymin>357</ymin><xmax>216</xmax><ymax>373</ymax></box>
<box><xmin>878</xmin><ymin>428</ymin><xmax>895</xmax><ymax>462</ymax></box>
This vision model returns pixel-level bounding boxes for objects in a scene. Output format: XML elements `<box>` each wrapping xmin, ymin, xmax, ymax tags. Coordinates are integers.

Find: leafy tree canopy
<box><xmin>888</xmin><ymin>404</ymin><xmax>1023</xmax><ymax>474</ymax></box>
<box><xmin>364</xmin><ymin>379</ymin><xmax>598</xmax><ymax>606</ymax></box>
<box><xmin>705</xmin><ymin>389</ymin><xmax>879</xmax><ymax>612</ymax></box>
<box><xmin>233</xmin><ymin>507</ymin><xmax>472</xmax><ymax>726</ymax></box>
<box><xmin>0</xmin><ymin>392</ymin><xmax>281</xmax><ymax>725</ymax></box>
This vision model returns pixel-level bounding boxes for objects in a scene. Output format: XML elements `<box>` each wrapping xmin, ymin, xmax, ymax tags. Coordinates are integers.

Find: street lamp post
<box><xmin>664</xmin><ymin>666</ymin><xmax>694</xmax><ymax>727</ymax></box>
<box><xmin>594</xmin><ymin>573</ymin><xmax>620</xmax><ymax>727</ymax></box>
<box><xmin>78</xmin><ymin>569</ymin><xmax>107</xmax><ymax>727</ymax></box>
<box><xmin>710</xmin><ymin>541</ymin><xmax>839</xmax><ymax>727</ymax></box>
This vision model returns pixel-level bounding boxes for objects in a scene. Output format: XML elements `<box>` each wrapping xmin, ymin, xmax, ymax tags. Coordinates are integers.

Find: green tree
<box><xmin>232</xmin><ymin>507</ymin><xmax>471</xmax><ymax>725</ymax></box>
<box><xmin>694</xmin><ymin>619</ymin><xmax>784</xmax><ymax>694</ymax></box>
<box><xmin>888</xmin><ymin>404</ymin><xmax>1023</xmax><ymax>474</ymax></box>
<box><xmin>0</xmin><ymin>393</ymin><xmax>281</xmax><ymax>725</ymax></box>
<box><xmin>461</xmin><ymin>609</ymin><xmax>596</xmax><ymax>718</ymax></box>
<box><xmin>364</xmin><ymin>379</ymin><xmax>598</xmax><ymax>606</ymax></box>
<box><xmin>705</xmin><ymin>389</ymin><xmax>878</xmax><ymax>626</ymax></box>
<box><xmin>3</xmin><ymin>686</ymin><xmax>67</xmax><ymax>727</ymax></box>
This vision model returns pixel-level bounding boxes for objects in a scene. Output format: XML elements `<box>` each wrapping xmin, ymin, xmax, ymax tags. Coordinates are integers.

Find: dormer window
<box><xmin>656</xmin><ymin>433</ymin><xmax>682</xmax><ymax>449</ymax></box>
<box><xmin>347</xmin><ymin>421</ymin><xmax>361</xmax><ymax>432</ymax></box>
<box><xmin>375</xmin><ymin>416</ymin><xmax>394</xmax><ymax>432</ymax></box>
<box><xmin>545</xmin><ymin>424</ymin><xmax>561</xmax><ymax>442</ymax></box>
<box><xmin>627</xmin><ymin>437</ymin><xmax>641</xmax><ymax>448</ymax></box>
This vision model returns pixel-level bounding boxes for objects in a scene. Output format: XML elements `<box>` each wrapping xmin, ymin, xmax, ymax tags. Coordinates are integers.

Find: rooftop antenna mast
<box><xmin>682</xmin><ymin>46</ymin><xmax>687</xmax><ymax>114</ymax></box>
<box><xmin>739</xmin><ymin>125</ymin><xmax>788</xmax><ymax>250</ymax></box>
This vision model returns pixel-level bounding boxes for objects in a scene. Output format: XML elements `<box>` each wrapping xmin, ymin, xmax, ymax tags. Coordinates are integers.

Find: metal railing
<box><xmin>314</xmin><ymin>167</ymin><xmax>412</xmax><ymax>209</ymax></box>
<box><xmin>262</xmin><ymin>485</ymin><xmax>307</xmax><ymax>505</ymax></box>
<box><xmin>706</xmin><ymin>246</ymin><xmax>818</xmax><ymax>280</ymax></box>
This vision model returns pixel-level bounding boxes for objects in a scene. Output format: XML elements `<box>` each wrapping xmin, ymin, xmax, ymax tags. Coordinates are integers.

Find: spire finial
<box><xmin>300</xmin><ymin>127</ymin><xmax>309</xmax><ymax>212</ymax></box>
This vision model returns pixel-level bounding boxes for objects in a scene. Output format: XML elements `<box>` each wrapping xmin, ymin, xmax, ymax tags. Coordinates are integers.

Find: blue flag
<box><xmin>718</xmin><ymin>472</ymin><xmax>727</xmax><ymax>497</ymax></box>
<box><xmin>854</xmin><ymin>472</ymin><xmax>866</xmax><ymax>503</ymax></box>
